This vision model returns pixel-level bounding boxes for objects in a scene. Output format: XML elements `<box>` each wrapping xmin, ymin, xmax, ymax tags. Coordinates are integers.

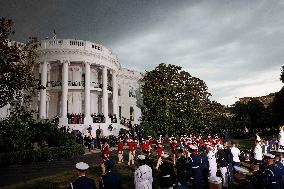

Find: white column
<box><xmin>59</xmin><ymin>60</ymin><xmax>69</xmax><ymax>126</ymax></box>
<box><xmin>39</xmin><ymin>61</ymin><xmax>47</xmax><ymax>119</ymax></box>
<box><xmin>102</xmin><ymin>66</ymin><xmax>109</xmax><ymax>121</ymax></box>
<box><xmin>112</xmin><ymin>70</ymin><xmax>118</xmax><ymax>116</ymax></box>
<box><xmin>84</xmin><ymin>62</ymin><xmax>92</xmax><ymax>124</ymax></box>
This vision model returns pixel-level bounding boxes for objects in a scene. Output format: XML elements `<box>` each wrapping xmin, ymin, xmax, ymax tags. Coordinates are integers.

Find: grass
<box><xmin>0</xmin><ymin>155</ymin><xmax>163</xmax><ymax>189</ymax></box>
<box><xmin>0</xmin><ymin>163</ymin><xmax>136</xmax><ymax>189</ymax></box>
<box><xmin>232</xmin><ymin>138</ymin><xmax>255</xmax><ymax>150</ymax></box>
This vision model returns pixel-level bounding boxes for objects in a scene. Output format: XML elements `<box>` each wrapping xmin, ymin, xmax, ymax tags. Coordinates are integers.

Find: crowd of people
<box><xmin>67</xmin><ymin>113</ymin><xmax>85</xmax><ymax>124</ymax></box>
<box><xmin>70</xmin><ymin>125</ymin><xmax>284</xmax><ymax>189</ymax></box>
<box><xmin>66</xmin><ymin>113</ymin><xmax>118</xmax><ymax>124</ymax></box>
<box><xmin>46</xmin><ymin>80</ymin><xmax>113</xmax><ymax>91</ymax></box>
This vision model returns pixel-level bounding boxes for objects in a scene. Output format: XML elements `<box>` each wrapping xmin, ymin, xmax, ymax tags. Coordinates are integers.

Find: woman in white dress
<box><xmin>134</xmin><ymin>155</ymin><xmax>153</xmax><ymax>189</ymax></box>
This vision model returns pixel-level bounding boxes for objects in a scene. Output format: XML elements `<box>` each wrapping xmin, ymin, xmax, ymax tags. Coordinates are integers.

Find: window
<box><xmin>92</xmin><ymin>44</ymin><xmax>94</xmax><ymax>48</ymax></box>
<box><xmin>119</xmin><ymin>106</ymin><xmax>122</xmax><ymax>119</ymax></box>
<box><xmin>130</xmin><ymin>107</ymin><xmax>134</xmax><ymax>121</ymax></box>
<box><xmin>118</xmin><ymin>88</ymin><xmax>121</xmax><ymax>96</ymax></box>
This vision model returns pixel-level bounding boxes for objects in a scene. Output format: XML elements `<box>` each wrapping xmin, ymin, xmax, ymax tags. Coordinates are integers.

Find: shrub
<box><xmin>0</xmin><ymin>144</ymin><xmax>84</xmax><ymax>166</ymax></box>
<box><xmin>0</xmin><ymin>113</ymin><xmax>77</xmax><ymax>153</ymax></box>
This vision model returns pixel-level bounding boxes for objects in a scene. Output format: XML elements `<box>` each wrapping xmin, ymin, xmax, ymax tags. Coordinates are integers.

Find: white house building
<box><xmin>1</xmin><ymin>39</ymin><xmax>143</xmax><ymax>136</ymax></box>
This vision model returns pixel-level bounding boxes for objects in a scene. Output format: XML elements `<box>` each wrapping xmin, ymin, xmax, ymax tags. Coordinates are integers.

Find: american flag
<box><xmin>53</xmin><ymin>29</ymin><xmax>56</xmax><ymax>39</ymax></box>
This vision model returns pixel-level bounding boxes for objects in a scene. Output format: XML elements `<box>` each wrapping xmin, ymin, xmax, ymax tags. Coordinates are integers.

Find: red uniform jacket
<box><xmin>157</xmin><ymin>145</ymin><xmax>163</xmax><ymax>157</ymax></box>
<box><xmin>171</xmin><ymin>142</ymin><xmax>177</xmax><ymax>150</ymax></box>
<box><xmin>102</xmin><ymin>144</ymin><xmax>109</xmax><ymax>159</ymax></box>
<box><xmin>128</xmin><ymin>141</ymin><xmax>136</xmax><ymax>152</ymax></box>
<box><xmin>142</xmin><ymin>142</ymin><xmax>150</xmax><ymax>151</ymax></box>
<box><xmin>117</xmin><ymin>141</ymin><xmax>124</xmax><ymax>152</ymax></box>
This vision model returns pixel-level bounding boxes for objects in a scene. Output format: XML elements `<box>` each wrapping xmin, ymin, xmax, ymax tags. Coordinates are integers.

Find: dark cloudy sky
<box><xmin>1</xmin><ymin>0</ymin><xmax>284</xmax><ymax>105</ymax></box>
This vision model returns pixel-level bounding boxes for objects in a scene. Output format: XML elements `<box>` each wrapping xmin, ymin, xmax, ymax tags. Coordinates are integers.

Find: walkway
<box><xmin>0</xmin><ymin>148</ymin><xmax>117</xmax><ymax>187</ymax></box>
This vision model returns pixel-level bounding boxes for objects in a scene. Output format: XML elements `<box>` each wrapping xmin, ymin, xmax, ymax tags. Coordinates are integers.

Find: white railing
<box><xmin>39</xmin><ymin>39</ymin><xmax>118</xmax><ymax>65</ymax></box>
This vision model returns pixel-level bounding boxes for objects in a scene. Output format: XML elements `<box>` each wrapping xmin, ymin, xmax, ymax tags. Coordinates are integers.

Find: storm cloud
<box><xmin>1</xmin><ymin>0</ymin><xmax>283</xmax><ymax>105</ymax></box>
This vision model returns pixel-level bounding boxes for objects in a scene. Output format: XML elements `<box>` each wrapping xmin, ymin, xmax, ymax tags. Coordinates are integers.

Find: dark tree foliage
<box><xmin>141</xmin><ymin>63</ymin><xmax>229</xmax><ymax>136</ymax></box>
<box><xmin>231</xmin><ymin>99</ymin><xmax>266</xmax><ymax>129</ymax></box>
<box><xmin>0</xmin><ymin>18</ymin><xmax>76</xmax><ymax>154</ymax></box>
<box><xmin>271</xmin><ymin>87</ymin><xmax>284</xmax><ymax>126</ymax></box>
<box><xmin>0</xmin><ymin>17</ymin><xmax>39</xmax><ymax>109</ymax></box>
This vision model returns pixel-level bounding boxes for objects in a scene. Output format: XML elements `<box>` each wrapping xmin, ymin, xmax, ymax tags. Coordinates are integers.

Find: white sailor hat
<box><xmin>137</xmin><ymin>154</ymin><xmax>146</xmax><ymax>160</ymax></box>
<box><xmin>208</xmin><ymin>176</ymin><xmax>222</xmax><ymax>183</ymax></box>
<box><xmin>75</xmin><ymin>162</ymin><xmax>89</xmax><ymax>171</ymax></box>
<box><xmin>161</xmin><ymin>153</ymin><xmax>169</xmax><ymax>158</ymax></box>
<box><xmin>264</xmin><ymin>153</ymin><xmax>275</xmax><ymax>159</ymax></box>
<box><xmin>189</xmin><ymin>145</ymin><xmax>198</xmax><ymax>150</ymax></box>
<box><xmin>217</xmin><ymin>144</ymin><xmax>224</xmax><ymax>149</ymax></box>
<box><xmin>256</xmin><ymin>134</ymin><xmax>261</xmax><ymax>142</ymax></box>
<box><xmin>234</xmin><ymin>166</ymin><xmax>249</xmax><ymax>174</ymax></box>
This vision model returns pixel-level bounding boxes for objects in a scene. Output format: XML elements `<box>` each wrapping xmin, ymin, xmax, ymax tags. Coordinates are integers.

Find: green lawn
<box><xmin>234</xmin><ymin>138</ymin><xmax>255</xmax><ymax>150</ymax></box>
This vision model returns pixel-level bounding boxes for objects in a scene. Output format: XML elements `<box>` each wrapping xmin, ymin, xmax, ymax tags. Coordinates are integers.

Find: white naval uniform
<box><xmin>135</xmin><ymin>164</ymin><xmax>153</xmax><ymax>189</ymax></box>
<box><xmin>254</xmin><ymin>143</ymin><xmax>263</xmax><ymax>161</ymax></box>
<box><xmin>207</xmin><ymin>149</ymin><xmax>217</xmax><ymax>177</ymax></box>
<box><xmin>279</xmin><ymin>129</ymin><xmax>284</xmax><ymax>152</ymax></box>
<box><xmin>231</xmin><ymin>146</ymin><xmax>240</xmax><ymax>163</ymax></box>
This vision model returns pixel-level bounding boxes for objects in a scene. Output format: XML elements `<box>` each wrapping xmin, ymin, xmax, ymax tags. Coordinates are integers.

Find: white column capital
<box><xmin>60</xmin><ymin>59</ymin><xmax>70</xmax><ymax>65</ymax></box>
<box><xmin>83</xmin><ymin>61</ymin><xmax>92</xmax><ymax>65</ymax></box>
<box><xmin>111</xmin><ymin>69</ymin><xmax>118</xmax><ymax>75</ymax></box>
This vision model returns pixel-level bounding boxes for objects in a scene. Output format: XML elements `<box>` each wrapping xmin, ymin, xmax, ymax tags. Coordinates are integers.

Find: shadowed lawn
<box><xmin>0</xmin><ymin>164</ymin><xmax>136</xmax><ymax>189</ymax></box>
<box><xmin>0</xmin><ymin>138</ymin><xmax>255</xmax><ymax>189</ymax></box>
<box><xmin>0</xmin><ymin>159</ymin><xmax>162</xmax><ymax>189</ymax></box>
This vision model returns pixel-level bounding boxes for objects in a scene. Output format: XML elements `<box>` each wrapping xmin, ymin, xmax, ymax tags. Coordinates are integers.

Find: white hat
<box><xmin>189</xmin><ymin>145</ymin><xmax>198</xmax><ymax>150</ymax></box>
<box><xmin>256</xmin><ymin>134</ymin><xmax>261</xmax><ymax>142</ymax></box>
<box><xmin>234</xmin><ymin>166</ymin><xmax>249</xmax><ymax>174</ymax></box>
<box><xmin>208</xmin><ymin>176</ymin><xmax>222</xmax><ymax>183</ymax></box>
<box><xmin>161</xmin><ymin>154</ymin><xmax>169</xmax><ymax>158</ymax></box>
<box><xmin>264</xmin><ymin>153</ymin><xmax>275</xmax><ymax>159</ymax></box>
<box><xmin>75</xmin><ymin>162</ymin><xmax>89</xmax><ymax>171</ymax></box>
<box><xmin>217</xmin><ymin>144</ymin><xmax>224</xmax><ymax>149</ymax></box>
<box><xmin>137</xmin><ymin>155</ymin><xmax>146</xmax><ymax>160</ymax></box>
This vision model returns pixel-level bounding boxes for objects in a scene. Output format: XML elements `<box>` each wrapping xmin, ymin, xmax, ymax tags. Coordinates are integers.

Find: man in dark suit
<box><xmin>70</xmin><ymin>162</ymin><xmax>96</xmax><ymax>189</ymax></box>
<box><xmin>99</xmin><ymin>159</ymin><xmax>122</xmax><ymax>189</ymax></box>
<box><xmin>159</xmin><ymin>153</ymin><xmax>176</xmax><ymax>189</ymax></box>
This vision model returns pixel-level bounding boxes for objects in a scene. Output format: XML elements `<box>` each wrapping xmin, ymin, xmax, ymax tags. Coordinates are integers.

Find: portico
<box><xmin>33</xmin><ymin>39</ymin><xmax>141</xmax><ymax>136</ymax></box>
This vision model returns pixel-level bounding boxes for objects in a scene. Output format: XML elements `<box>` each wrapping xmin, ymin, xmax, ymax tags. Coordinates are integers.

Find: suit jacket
<box><xmin>70</xmin><ymin>176</ymin><xmax>96</xmax><ymax>189</ymax></box>
<box><xmin>99</xmin><ymin>171</ymin><xmax>122</xmax><ymax>189</ymax></box>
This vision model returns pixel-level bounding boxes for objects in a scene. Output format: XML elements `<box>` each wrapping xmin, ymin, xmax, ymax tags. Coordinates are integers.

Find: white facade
<box><xmin>1</xmin><ymin>39</ymin><xmax>143</xmax><ymax>136</ymax></box>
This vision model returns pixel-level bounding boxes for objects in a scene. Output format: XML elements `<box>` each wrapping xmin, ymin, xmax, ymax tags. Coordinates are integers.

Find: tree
<box><xmin>0</xmin><ymin>17</ymin><xmax>39</xmax><ymax>109</ymax></box>
<box><xmin>246</xmin><ymin>99</ymin><xmax>265</xmax><ymax>128</ymax></box>
<box><xmin>141</xmin><ymin>63</ymin><xmax>228</xmax><ymax>136</ymax></box>
<box><xmin>271</xmin><ymin>88</ymin><xmax>284</xmax><ymax>126</ymax></box>
<box><xmin>271</xmin><ymin>66</ymin><xmax>284</xmax><ymax>126</ymax></box>
<box><xmin>231</xmin><ymin>99</ymin><xmax>266</xmax><ymax>129</ymax></box>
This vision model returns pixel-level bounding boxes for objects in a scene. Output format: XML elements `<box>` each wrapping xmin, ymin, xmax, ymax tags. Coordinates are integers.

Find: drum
<box><xmin>208</xmin><ymin>176</ymin><xmax>222</xmax><ymax>189</ymax></box>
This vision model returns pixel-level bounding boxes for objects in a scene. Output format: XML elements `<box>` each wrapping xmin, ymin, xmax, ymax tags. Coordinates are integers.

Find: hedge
<box><xmin>0</xmin><ymin>144</ymin><xmax>84</xmax><ymax>166</ymax></box>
